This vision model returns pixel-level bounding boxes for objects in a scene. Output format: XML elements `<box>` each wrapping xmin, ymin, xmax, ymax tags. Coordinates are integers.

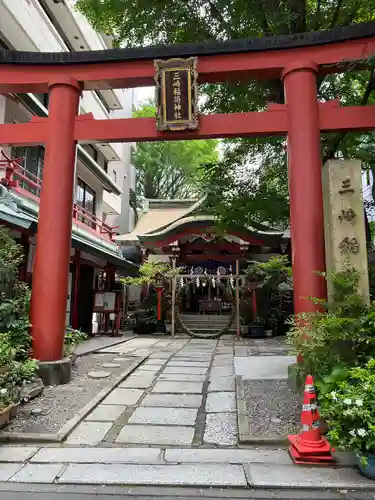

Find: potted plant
<box><xmin>64</xmin><ymin>327</ymin><xmax>88</xmax><ymax>363</ymax></box>
<box><xmin>241</xmin><ymin>256</ymin><xmax>292</xmax><ymax>338</ymax></box>
<box><xmin>133</xmin><ymin>307</ymin><xmax>157</xmax><ymax>334</ymax></box>
<box><xmin>319</xmin><ymin>359</ymin><xmax>375</xmax><ymax>478</ymax></box>
<box><xmin>122</xmin><ymin>261</ymin><xmax>172</xmax><ymax>335</ymax></box>
<box><xmin>249</xmin><ymin>316</ymin><xmax>266</xmax><ymax>338</ymax></box>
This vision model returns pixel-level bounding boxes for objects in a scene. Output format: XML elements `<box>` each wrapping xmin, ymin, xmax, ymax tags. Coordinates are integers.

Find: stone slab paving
<box><xmin>58</xmin><ymin>463</ymin><xmax>247</xmax><ymax>486</ymax></box>
<box><xmin>141</xmin><ymin>393</ymin><xmax>203</xmax><ymax>408</ymax></box>
<box><xmin>56</xmin><ymin>337</ymin><xmax>257</xmax><ymax>449</ymax></box>
<box><xmin>116</xmin><ymin>424</ymin><xmax>195</xmax><ymax>445</ymax></box>
<box><xmin>162</xmin><ymin>366</ymin><xmax>208</xmax><ymax>375</ymax></box>
<box><xmin>0</xmin><ymin>445</ymin><xmax>372</xmax><ymax>489</ymax></box>
<box><xmin>159</xmin><ymin>373</ymin><xmax>206</xmax><ymax>382</ymax></box>
<box><xmin>208</xmin><ymin>377</ymin><xmax>235</xmax><ymax>392</ymax></box>
<box><xmin>152</xmin><ymin>381</ymin><xmax>204</xmax><ymax>393</ymax></box>
<box><xmin>0</xmin><ymin>463</ymin><xmax>24</xmax><ymax>481</ymax></box>
<box><xmin>10</xmin><ymin>463</ymin><xmax>64</xmax><ymax>483</ymax></box>
<box><xmin>243</xmin><ymin>463</ymin><xmax>375</xmax><ymax>489</ymax></box>
<box><xmin>164</xmin><ymin>448</ymin><xmax>292</xmax><ymax>464</ymax></box>
<box><xmin>234</xmin><ymin>355</ymin><xmax>296</xmax><ymax>380</ymax></box>
<box><xmin>210</xmin><ymin>366</ymin><xmax>235</xmax><ymax>378</ymax></box>
<box><xmin>206</xmin><ymin>392</ymin><xmax>236</xmax><ymax>412</ymax></box>
<box><xmin>30</xmin><ymin>447</ymin><xmax>163</xmax><ymax>463</ymax></box>
<box><xmin>65</xmin><ymin>421</ymin><xmax>113</xmax><ymax>445</ymax></box>
<box><xmin>129</xmin><ymin>407</ymin><xmax>198</xmax><ymax>426</ymax></box>
<box><xmin>85</xmin><ymin>405</ymin><xmax>125</xmax><ymax>422</ymax></box>
<box><xmin>0</xmin><ymin>447</ymin><xmax>38</xmax><ymax>462</ymax></box>
<box><xmin>101</xmin><ymin>388</ymin><xmax>144</xmax><ymax>405</ymax></box>
<box><xmin>119</xmin><ymin>376</ymin><xmax>156</xmax><ymax>389</ymax></box>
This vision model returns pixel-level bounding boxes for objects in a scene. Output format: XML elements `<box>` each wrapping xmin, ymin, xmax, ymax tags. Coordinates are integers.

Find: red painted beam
<box><xmin>0</xmin><ymin>120</ymin><xmax>47</xmax><ymax>146</ymax></box>
<box><xmin>320</xmin><ymin>104</ymin><xmax>375</xmax><ymax>132</ymax></box>
<box><xmin>0</xmin><ymin>37</ymin><xmax>374</xmax><ymax>93</ymax></box>
<box><xmin>1</xmin><ymin>103</ymin><xmax>375</xmax><ymax>147</ymax></box>
<box><xmin>74</xmin><ymin>112</ymin><xmax>288</xmax><ymax>143</ymax></box>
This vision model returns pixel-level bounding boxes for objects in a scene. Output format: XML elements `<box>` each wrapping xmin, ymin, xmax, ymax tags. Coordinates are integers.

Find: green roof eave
<box><xmin>138</xmin><ymin>215</ymin><xmax>284</xmax><ymax>246</ymax></box>
<box><xmin>7</xmin><ymin>190</ymin><xmax>137</xmax><ymax>273</ymax></box>
<box><xmin>0</xmin><ymin>203</ymin><xmax>35</xmax><ymax>230</ymax></box>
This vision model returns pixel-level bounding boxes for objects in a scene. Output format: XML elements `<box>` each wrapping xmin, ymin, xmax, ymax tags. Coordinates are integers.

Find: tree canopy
<box><xmin>132</xmin><ymin>103</ymin><xmax>218</xmax><ymax>199</ymax></box>
<box><xmin>76</xmin><ymin>0</ymin><xmax>375</xmax><ymax>229</ymax></box>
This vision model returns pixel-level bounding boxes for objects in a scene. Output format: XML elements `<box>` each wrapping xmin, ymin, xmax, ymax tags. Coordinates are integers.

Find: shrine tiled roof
<box><xmin>115</xmin><ymin>196</ymin><xmax>290</xmax><ymax>247</ymax></box>
<box><xmin>115</xmin><ymin>198</ymin><xmax>203</xmax><ymax>244</ymax></box>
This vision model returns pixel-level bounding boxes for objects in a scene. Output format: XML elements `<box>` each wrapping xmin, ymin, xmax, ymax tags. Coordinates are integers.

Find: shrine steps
<box><xmin>179</xmin><ymin>314</ymin><xmax>237</xmax><ymax>333</ymax></box>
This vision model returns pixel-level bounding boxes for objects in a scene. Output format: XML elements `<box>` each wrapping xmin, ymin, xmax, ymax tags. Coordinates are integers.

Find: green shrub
<box><xmin>319</xmin><ymin>359</ymin><xmax>375</xmax><ymax>461</ymax></box>
<box><xmin>0</xmin><ymin>226</ymin><xmax>32</xmax><ymax>361</ymax></box>
<box><xmin>287</xmin><ymin>267</ymin><xmax>375</xmax><ymax>382</ymax></box>
<box><xmin>0</xmin><ymin>227</ymin><xmax>38</xmax><ymax>408</ymax></box>
<box><xmin>64</xmin><ymin>327</ymin><xmax>88</xmax><ymax>356</ymax></box>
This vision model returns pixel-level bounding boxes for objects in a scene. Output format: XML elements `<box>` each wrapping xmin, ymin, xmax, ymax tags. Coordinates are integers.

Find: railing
<box><xmin>0</xmin><ymin>153</ymin><xmax>42</xmax><ymax>195</ymax></box>
<box><xmin>72</xmin><ymin>203</ymin><xmax>119</xmax><ymax>240</ymax></box>
<box><xmin>0</xmin><ymin>152</ymin><xmax>118</xmax><ymax>241</ymax></box>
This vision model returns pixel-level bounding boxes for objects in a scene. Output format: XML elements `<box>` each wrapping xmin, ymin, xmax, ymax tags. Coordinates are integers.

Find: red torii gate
<box><xmin>1</xmin><ymin>22</ymin><xmax>375</xmax><ymax>363</ymax></box>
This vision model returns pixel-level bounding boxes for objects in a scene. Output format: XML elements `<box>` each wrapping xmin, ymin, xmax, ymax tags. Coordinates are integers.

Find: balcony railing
<box><xmin>0</xmin><ymin>152</ymin><xmax>118</xmax><ymax>241</ymax></box>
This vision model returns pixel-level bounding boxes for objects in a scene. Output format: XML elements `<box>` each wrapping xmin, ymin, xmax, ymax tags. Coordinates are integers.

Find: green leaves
<box><xmin>76</xmin><ymin>0</ymin><xmax>375</xmax><ymax>226</ymax></box>
<box><xmin>319</xmin><ymin>359</ymin><xmax>375</xmax><ymax>456</ymax></box>
<box><xmin>288</xmin><ymin>267</ymin><xmax>375</xmax><ymax>384</ymax></box>
<box><xmin>132</xmin><ymin>104</ymin><xmax>219</xmax><ymax>199</ymax></box>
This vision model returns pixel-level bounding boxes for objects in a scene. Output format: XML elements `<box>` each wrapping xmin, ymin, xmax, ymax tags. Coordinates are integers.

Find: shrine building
<box><xmin>117</xmin><ymin>197</ymin><xmax>291</xmax><ymax>327</ymax></box>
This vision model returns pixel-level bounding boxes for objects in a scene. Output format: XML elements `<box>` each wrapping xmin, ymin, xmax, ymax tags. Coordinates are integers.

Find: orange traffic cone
<box><xmin>288</xmin><ymin>375</ymin><xmax>335</xmax><ymax>465</ymax></box>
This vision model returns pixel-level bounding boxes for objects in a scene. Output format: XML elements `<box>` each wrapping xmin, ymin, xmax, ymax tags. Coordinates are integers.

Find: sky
<box><xmin>134</xmin><ymin>86</ymin><xmax>154</xmax><ymax>107</ymax></box>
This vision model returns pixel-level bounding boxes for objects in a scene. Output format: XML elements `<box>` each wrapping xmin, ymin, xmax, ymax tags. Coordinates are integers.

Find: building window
<box><xmin>76</xmin><ymin>178</ymin><xmax>96</xmax><ymax>228</ymax></box>
<box><xmin>103</xmin><ymin>159</ymin><xmax>108</xmax><ymax>173</ymax></box>
<box><xmin>11</xmin><ymin>146</ymin><xmax>45</xmax><ymax>196</ymax></box>
<box><xmin>113</xmin><ymin>170</ymin><xmax>117</xmax><ymax>183</ymax></box>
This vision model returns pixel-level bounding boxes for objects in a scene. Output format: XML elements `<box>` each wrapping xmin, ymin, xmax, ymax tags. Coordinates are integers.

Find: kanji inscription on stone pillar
<box><xmin>322</xmin><ymin>159</ymin><xmax>369</xmax><ymax>303</ymax></box>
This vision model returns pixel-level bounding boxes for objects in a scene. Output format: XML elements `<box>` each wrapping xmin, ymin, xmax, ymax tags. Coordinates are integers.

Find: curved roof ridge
<box><xmin>0</xmin><ymin>21</ymin><xmax>375</xmax><ymax>65</ymax></box>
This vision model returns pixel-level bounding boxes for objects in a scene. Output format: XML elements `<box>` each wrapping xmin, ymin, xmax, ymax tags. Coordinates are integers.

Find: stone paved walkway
<box><xmin>0</xmin><ymin>336</ymin><xmax>371</xmax><ymax>490</ymax></box>
<box><xmin>66</xmin><ymin>335</ymin><xmax>239</xmax><ymax>447</ymax></box>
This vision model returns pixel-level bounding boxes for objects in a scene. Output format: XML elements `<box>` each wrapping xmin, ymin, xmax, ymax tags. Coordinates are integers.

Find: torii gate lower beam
<box><xmin>0</xmin><ymin>102</ymin><xmax>374</xmax><ymax>146</ymax></box>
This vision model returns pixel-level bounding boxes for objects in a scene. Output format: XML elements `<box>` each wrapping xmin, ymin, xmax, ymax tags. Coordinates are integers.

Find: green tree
<box><xmin>76</xmin><ymin>0</ymin><xmax>375</xmax><ymax>227</ymax></box>
<box><xmin>133</xmin><ymin>103</ymin><xmax>218</xmax><ymax>199</ymax></box>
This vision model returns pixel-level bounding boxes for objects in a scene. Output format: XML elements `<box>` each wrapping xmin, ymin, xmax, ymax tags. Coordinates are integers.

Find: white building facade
<box><xmin>0</xmin><ymin>0</ymin><xmax>137</xmax><ymax>331</ymax></box>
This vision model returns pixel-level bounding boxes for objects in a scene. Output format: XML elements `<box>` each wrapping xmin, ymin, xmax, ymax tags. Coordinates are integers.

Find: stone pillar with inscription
<box><xmin>322</xmin><ymin>159</ymin><xmax>369</xmax><ymax>303</ymax></box>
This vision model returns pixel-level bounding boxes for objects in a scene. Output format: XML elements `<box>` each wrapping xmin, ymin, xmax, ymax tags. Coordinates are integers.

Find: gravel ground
<box><xmin>243</xmin><ymin>379</ymin><xmax>301</xmax><ymax>438</ymax></box>
<box><xmin>5</xmin><ymin>353</ymin><xmax>136</xmax><ymax>434</ymax></box>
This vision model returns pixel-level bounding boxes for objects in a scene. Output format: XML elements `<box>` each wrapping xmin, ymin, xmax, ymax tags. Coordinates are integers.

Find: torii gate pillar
<box><xmin>283</xmin><ymin>61</ymin><xmax>326</xmax><ymax>314</ymax></box>
<box><xmin>31</xmin><ymin>79</ymin><xmax>80</xmax><ymax>363</ymax></box>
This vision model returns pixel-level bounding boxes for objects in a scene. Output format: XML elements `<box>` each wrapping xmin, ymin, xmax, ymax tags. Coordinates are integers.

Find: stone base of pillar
<box><xmin>38</xmin><ymin>358</ymin><xmax>72</xmax><ymax>386</ymax></box>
